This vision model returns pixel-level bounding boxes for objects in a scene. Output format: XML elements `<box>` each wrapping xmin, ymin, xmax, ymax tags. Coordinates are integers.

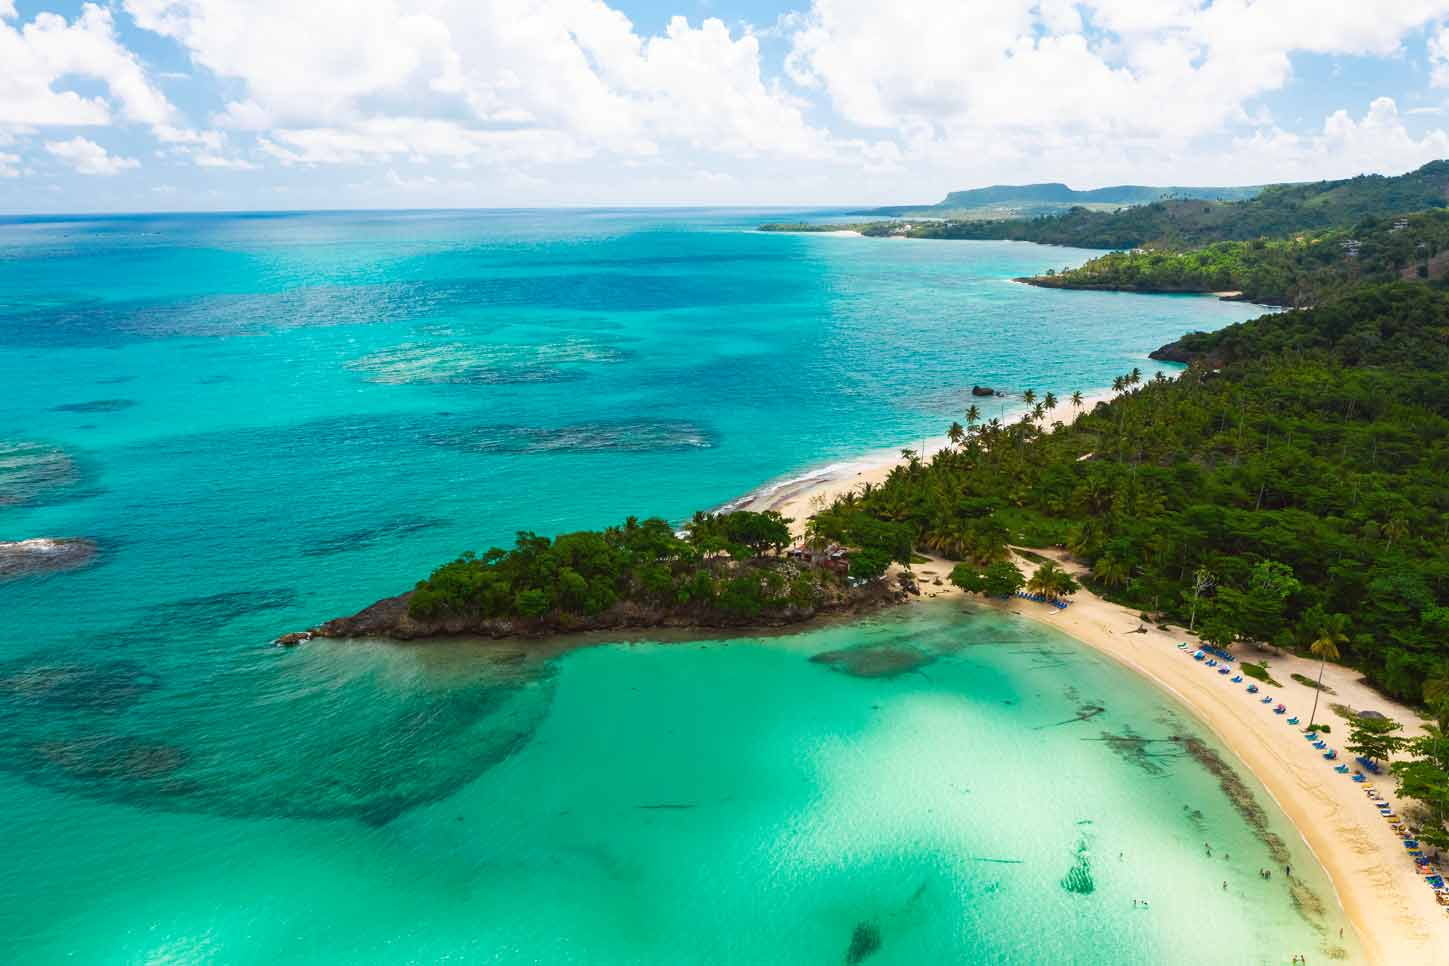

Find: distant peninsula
<box><xmin>855</xmin><ymin>180</ymin><xmax>1265</xmax><ymax>220</ymax></box>
<box><xmin>763</xmin><ymin>161</ymin><xmax>1449</xmax><ymax>251</ymax></box>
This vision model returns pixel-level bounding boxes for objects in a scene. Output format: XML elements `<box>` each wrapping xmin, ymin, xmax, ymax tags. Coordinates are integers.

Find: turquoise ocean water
<box><xmin>0</xmin><ymin>210</ymin><xmax>1357</xmax><ymax>963</ymax></box>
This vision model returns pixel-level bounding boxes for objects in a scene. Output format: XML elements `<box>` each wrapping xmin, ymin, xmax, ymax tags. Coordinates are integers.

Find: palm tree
<box><xmin>1111</xmin><ymin>375</ymin><xmax>1126</xmax><ymax>395</ymax></box>
<box><xmin>1070</xmin><ymin>389</ymin><xmax>1083</xmax><ymax>411</ymax></box>
<box><xmin>1022</xmin><ymin>388</ymin><xmax>1036</xmax><ymax>409</ymax></box>
<box><xmin>965</xmin><ymin>403</ymin><xmax>981</xmax><ymax>429</ymax></box>
<box><xmin>1092</xmin><ymin>555</ymin><xmax>1130</xmax><ymax>588</ymax></box>
<box><xmin>1129</xmin><ymin>367</ymin><xmax>1142</xmax><ymax>386</ymax></box>
<box><xmin>1032</xmin><ymin>402</ymin><xmax>1045</xmax><ymax>422</ymax></box>
<box><xmin>1027</xmin><ymin>561</ymin><xmax>1078</xmax><ymax>601</ymax></box>
<box><xmin>1043</xmin><ymin>391</ymin><xmax>1058</xmax><ymax>415</ymax></box>
<box><xmin>1306</xmin><ymin>614</ymin><xmax>1349</xmax><ymax>731</ymax></box>
<box><xmin>947</xmin><ymin>421</ymin><xmax>965</xmax><ymax>446</ymax></box>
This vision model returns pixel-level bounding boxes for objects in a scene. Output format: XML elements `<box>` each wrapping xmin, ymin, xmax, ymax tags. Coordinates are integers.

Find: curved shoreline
<box><xmin>744</xmin><ymin>443</ymin><xmax>1446</xmax><ymax>966</ymax></box>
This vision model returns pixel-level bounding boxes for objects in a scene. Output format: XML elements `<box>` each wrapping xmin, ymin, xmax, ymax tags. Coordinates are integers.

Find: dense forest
<box><xmin>762</xmin><ymin>161</ymin><xmax>1449</xmax><ymax>251</ymax></box>
<box><xmin>368</xmin><ymin>509</ymin><xmax>909</xmax><ymax>638</ymax></box>
<box><xmin>408</xmin><ymin>511</ymin><xmax>820</xmax><ymax>623</ymax></box>
<box><xmin>808</xmin><ymin>284</ymin><xmax>1448</xmax><ymax>707</ymax></box>
<box><xmin>1025</xmin><ymin>207</ymin><xmax>1449</xmax><ymax>305</ymax></box>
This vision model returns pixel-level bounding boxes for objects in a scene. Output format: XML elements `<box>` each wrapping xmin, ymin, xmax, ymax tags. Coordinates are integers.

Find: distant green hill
<box><xmin>1024</xmin><ymin>207</ymin><xmax>1449</xmax><ymax>306</ymax></box>
<box><xmin>904</xmin><ymin>161</ymin><xmax>1449</xmax><ymax>248</ymax></box>
<box><xmin>857</xmin><ymin>182</ymin><xmax>1264</xmax><ymax>219</ymax></box>
<box><xmin>768</xmin><ymin>161</ymin><xmax>1449</xmax><ymax>249</ymax></box>
<box><xmin>936</xmin><ymin>182</ymin><xmax>1262</xmax><ymax>208</ymax></box>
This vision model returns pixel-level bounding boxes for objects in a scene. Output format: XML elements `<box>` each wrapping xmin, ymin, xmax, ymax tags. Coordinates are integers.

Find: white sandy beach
<box><xmin>741</xmin><ymin>393</ymin><xmax>1449</xmax><ymax>966</ymax></box>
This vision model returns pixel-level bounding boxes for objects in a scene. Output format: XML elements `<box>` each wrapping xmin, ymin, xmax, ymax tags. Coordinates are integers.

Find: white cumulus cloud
<box><xmin>785</xmin><ymin>0</ymin><xmax>1449</xmax><ymax>161</ymax></box>
<box><xmin>46</xmin><ymin>136</ymin><xmax>141</xmax><ymax>175</ymax></box>
<box><xmin>124</xmin><ymin>0</ymin><xmax>846</xmax><ymax>167</ymax></box>
<box><xmin>1</xmin><ymin>4</ymin><xmax>174</xmax><ymax>129</ymax></box>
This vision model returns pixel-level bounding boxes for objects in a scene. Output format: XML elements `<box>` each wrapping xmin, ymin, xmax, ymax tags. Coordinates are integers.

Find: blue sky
<box><xmin>6</xmin><ymin>0</ymin><xmax>1449</xmax><ymax>212</ymax></box>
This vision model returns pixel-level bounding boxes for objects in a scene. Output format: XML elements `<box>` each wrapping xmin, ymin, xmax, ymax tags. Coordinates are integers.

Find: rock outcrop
<box><xmin>0</xmin><ymin>538</ymin><xmax>98</xmax><ymax>580</ymax></box>
<box><xmin>285</xmin><ymin>578</ymin><xmax>907</xmax><ymax>645</ymax></box>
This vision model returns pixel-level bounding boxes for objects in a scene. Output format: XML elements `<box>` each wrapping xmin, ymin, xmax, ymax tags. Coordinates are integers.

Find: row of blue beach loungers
<box><xmin>1178</xmin><ymin>641</ymin><xmax>1449</xmax><ymax>907</ymax></box>
<box><xmin>1012</xmin><ymin>591</ymin><xmax>1070</xmax><ymax>609</ymax></box>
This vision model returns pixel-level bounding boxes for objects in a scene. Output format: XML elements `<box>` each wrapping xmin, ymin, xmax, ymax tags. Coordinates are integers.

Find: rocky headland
<box><xmin>279</xmin><ymin>569</ymin><xmax>910</xmax><ymax>646</ymax></box>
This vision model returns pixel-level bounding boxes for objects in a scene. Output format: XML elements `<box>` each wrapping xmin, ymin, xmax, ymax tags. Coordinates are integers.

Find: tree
<box><xmin>1306</xmin><ymin>613</ymin><xmax>1348</xmax><ymax>731</ymax></box>
<box><xmin>514</xmin><ymin>588</ymin><xmax>551</xmax><ymax>618</ymax></box>
<box><xmin>965</xmin><ymin>404</ymin><xmax>981</xmax><ymax>429</ymax></box>
<box><xmin>1186</xmin><ymin>566</ymin><xmax>1215</xmax><ymax>632</ymax></box>
<box><xmin>1027</xmin><ymin>561</ymin><xmax>1078</xmax><ymax>600</ymax></box>
<box><xmin>1022</xmin><ymin>388</ymin><xmax>1037</xmax><ymax>407</ymax></box>
<box><xmin>1197</xmin><ymin>608</ymin><xmax>1238</xmax><ymax>651</ymax></box>
<box><xmin>1346</xmin><ymin>714</ymin><xmax>1405</xmax><ymax>765</ymax></box>
<box><xmin>1093</xmin><ymin>554</ymin><xmax>1131</xmax><ymax>589</ymax></box>
<box><xmin>1394</xmin><ymin>724</ymin><xmax>1449</xmax><ymax>850</ymax></box>
<box><xmin>949</xmin><ymin>563</ymin><xmax>987</xmax><ymax>594</ymax></box>
<box><xmin>1043</xmin><ymin>391</ymin><xmax>1058</xmax><ymax>415</ymax></box>
<box><xmin>983</xmin><ymin>561</ymin><xmax>1025</xmax><ymax>597</ymax></box>
<box><xmin>848</xmin><ymin>547</ymin><xmax>893</xmax><ymax>580</ymax></box>
<box><xmin>1070</xmin><ymin>390</ymin><xmax>1083</xmax><ymax>416</ymax></box>
<box><xmin>1215</xmin><ymin>560</ymin><xmax>1300</xmax><ymax>648</ymax></box>
<box><xmin>947</xmin><ymin>421</ymin><xmax>965</xmax><ymax>446</ymax></box>
<box><xmin>953</xmin><ymin>560</ymin><xmax>1024</xmax><ymax>597</ymax></box>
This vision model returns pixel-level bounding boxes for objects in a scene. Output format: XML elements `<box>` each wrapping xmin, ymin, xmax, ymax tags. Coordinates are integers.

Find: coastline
<box><xmin>728</xmin><ymin>387</ymin><xmax>1118</xmax><ymax>522</ymax></box>
<box><xmin>738</xmin><ymin>420</ymin><xmax>1446</xmax><ymax>965</ymax></box>
<box><xmin>999</xmin><ymin>559</ymin><xmax>1446</xmax><ymax>966</ymax></box>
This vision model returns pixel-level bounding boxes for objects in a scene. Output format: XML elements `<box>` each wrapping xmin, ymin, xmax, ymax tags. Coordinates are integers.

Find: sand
<box><xmin>989</xmin><ymin>554</ymin><xmax>1448</xmax><ymax>966</ymax></box>
<box><xmin>741</xmin><ymin>413</ymin><xmax>1449</xmax><ymax>964</ymax></box>
<box><xmin>736</xmin><ymin>389</ymin><xmax>1117</xmax><ymax>527</ymax></box>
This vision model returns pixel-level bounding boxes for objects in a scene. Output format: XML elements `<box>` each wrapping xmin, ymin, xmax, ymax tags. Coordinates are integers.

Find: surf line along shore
<box><xmin>743</xmin><ymin>430</ymin><xmax>1447</xmax><ymax>966</ymax></box>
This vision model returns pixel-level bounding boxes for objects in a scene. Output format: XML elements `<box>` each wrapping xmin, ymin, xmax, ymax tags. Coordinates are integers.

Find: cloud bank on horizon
<box><xmin>5</xmin><ymin>0</ymin><xmax>1449</xmax><ymax>210</ymax></box>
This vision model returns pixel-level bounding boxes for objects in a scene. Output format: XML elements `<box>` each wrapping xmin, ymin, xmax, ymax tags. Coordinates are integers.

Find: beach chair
<box><xmin>1313</xmin><ymin>740</ymin><xmax>1327</xmax><ymax>749</ymax></box>
<box><xmin>1353</xmin><ymin>774</ymin><xmax>1366</xmax><ymax>782</ymax></box>
<box><xmin>1286</xmin><ymin>716</ymin><xmax>1299</xmax><ymax>724</ymax></box>
<box><xmin>1324</xmin><ymin>750</ymin><xmax>1337</xmax><ymax>760</ymax></box>
<box><xmin>1274</xmin><ymin>705</ymin><xmax>1287</xmax><ymax>714</ymax></box>
<box><xmin>1231</xmin><ymin>675</ymin><xmax>1243</xmax><ymax>683</ymax></box>
<box><xmin>1261</xmin><ymin>696</ymin><xmax>1273</xmax><ymax>704</ymax></box>
<box><xmin>1246</xmin><ymin>684</ymin><xmax>1259</xmax><ymax>693</ymax></box>
<box><xmin>1335</xmin><ymin>764</ymin><xmax>1350</xmax><ymax>773</ymax></box>
<box><xmin>1218</xmin><ymin>667</ymin><xmax>1230</xmax><ymax>675</ymax></box>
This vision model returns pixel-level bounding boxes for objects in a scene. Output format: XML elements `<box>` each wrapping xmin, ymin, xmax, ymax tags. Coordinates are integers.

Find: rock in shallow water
<box><xmin>810</xmin><ymin>643</ymin><xmax>935</xmax><ymax>678</ymax></box>
<box><xmin>35</xmin><ymin>735</ymin><xmax>189</xmax><ymax>781</ymax></box>
<box><xmin>844</xmin><ymin>922</ymin><xmax>881</xmax><ymax>964</ymax></box>
<box><xmin>0</xmin><ymin>659</ymin><xmax>160</xmax><ymax>712</ymax></box>
<box><xmin>0</xmin><ymin>538</ymin><xmax>98</xmax><ymax>579</ymax></box>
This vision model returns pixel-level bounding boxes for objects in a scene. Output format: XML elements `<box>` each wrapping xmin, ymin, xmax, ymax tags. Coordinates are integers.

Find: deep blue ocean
<box><xmin>0</xmin><ymin>209</ymin><xmax>1354</xmax><ymax>963</ymax></box>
